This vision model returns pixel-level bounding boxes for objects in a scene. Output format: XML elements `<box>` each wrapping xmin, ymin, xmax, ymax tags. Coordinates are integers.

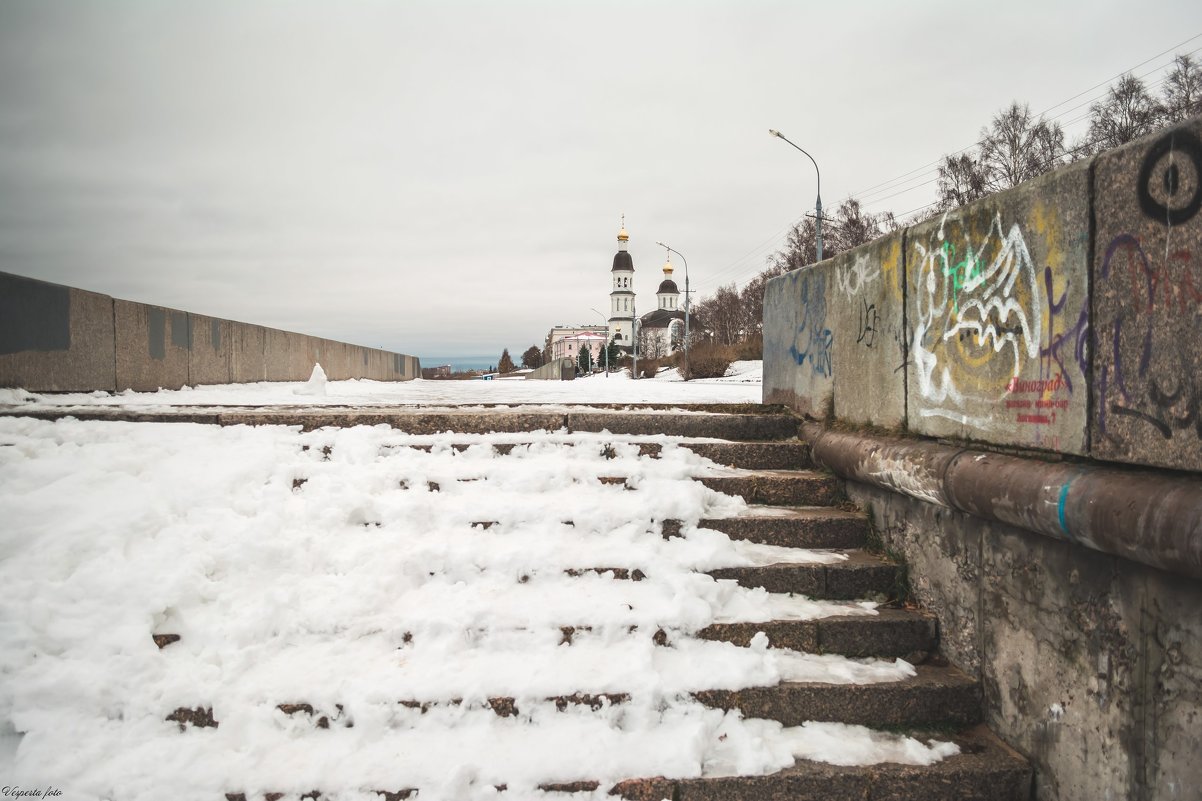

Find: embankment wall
<box><xmin>0</xmin><ymin>273</ymin><xmax>420</xmax><ymax>391</ymax></box>
<box><xmin>764</xmin><ymin>116</ymin><xmax>1202</xmax><ymax>801</ymax></box>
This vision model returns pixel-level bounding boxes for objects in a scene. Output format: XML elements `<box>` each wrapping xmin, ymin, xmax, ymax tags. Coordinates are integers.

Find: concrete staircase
<box><xmin>121</xmin><ymin>404</ymin><xmax>1031</xmax><ymax>799</ymax></box>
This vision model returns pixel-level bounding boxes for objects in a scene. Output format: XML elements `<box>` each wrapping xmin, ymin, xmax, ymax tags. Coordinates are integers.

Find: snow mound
<box><xmin>293</xmin><ymin>363</ymin><xmax>328</xmax><ymax>396</ymax></box>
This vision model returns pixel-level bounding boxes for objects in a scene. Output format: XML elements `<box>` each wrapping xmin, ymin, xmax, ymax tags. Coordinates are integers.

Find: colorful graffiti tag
<box><xmin>911</xmin><ymin>211</ymin><xmax>1046</xmax><ymax>428</ymax></box>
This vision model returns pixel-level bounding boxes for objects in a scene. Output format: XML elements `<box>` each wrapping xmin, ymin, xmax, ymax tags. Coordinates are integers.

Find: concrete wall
<box><xmin>764</xmin><ymin>114</ymin><xmax>1202</xmax><ymax>472</ymax></box>
<box><xmin>0</xmin><ymin>273</ymin><xmax>116</xmax><ymax>391</ymax></box>
<box><xmin>766</xmin><ymin>117</ymin><xmax>1202</xmax><ymax>801</ymax></box>
<box><xmin>849</xmin><ymin>481</ymin><xmax>1202</xmax><ymax>801</ymax></box>
<box><xmin>0</xmin><ymin>272</ymin><xmax>420</xmax><ymax>391</ymax></box>
<box><xmin>526</xmin><ymin>357</ymin><xmax>575</xmax><ymax>380</ymax></box>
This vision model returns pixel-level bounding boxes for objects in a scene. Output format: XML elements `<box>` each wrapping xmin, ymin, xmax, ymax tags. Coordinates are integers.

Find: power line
<box><xmin>849</xmin><ymin>40</ymin><xmax>1202</xmax><ymax>208</ymax></box>
<box><xmin>707</xmin><ymin>35</ymin><xmax>1202</xmax><ymax>299</ymax></box>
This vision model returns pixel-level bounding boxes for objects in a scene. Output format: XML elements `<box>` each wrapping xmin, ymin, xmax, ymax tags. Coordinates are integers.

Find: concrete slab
<box><xmin>906</xmin><ymin>159</ymin><xmax>1091</xmax><ymax>453</ymax></box>
<box><xmin>763</xmin><ymin>263</ymin><xmax>836</xmax><ymax>417</ymax></box>
<box><xmin>0</xmin><ymin>272</ymin><xmax>116</xmax><ymax>391</ymax></box>
<box><xmin>229</xmin><ymin>322</ymin><xmax>266</xmax><ymax>383</ymax></box>
<box><xmin>114</xmin><ymin>299</ymin><xmax>190</xmax><ymax>391</ymax></box>
<box><xmin>187</xmin><ymin>313</ymin><xmax>230</xmax><ymax>386</ymax></box>
<box><xmin>829</xmin><ymin>235</ymin><xmax>907</xmax><ymax>427</ymax></box>
<box><xmin>1091</xmin><ymin>116</ymin><xmax>1202</xmax><ymax>471</ymax></box>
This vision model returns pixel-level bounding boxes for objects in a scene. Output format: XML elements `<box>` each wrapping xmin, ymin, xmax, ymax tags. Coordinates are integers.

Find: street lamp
<box><xmin>654</xmin><ymin>241</ymin><xmax>690</xmax><ymax>380</ymax></box>
<box><xmin>768</xmin><ymin>129</ymin><xmax>824</xmax><ymax>264</ymax></box>
<box><xmin>631</xmin><ymin>296</ymin><xmax>638</xmax><ymax>380</ymax></box>
<box><xmin>589</xmin><ymin>307</ymin><xmax>609</xmax><ymax>377</ymax></box>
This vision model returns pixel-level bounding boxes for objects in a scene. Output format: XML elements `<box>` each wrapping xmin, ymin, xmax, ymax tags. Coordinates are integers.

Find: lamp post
<box><xmin>768</xmin><ymin>129</ymin><xmax>823</xmax><ymax>264</ymax></box>
<box><xmin>631</xmin><ymin>296</ymin><xmax>638</xmax><ymax>380</ymax></box>
<box><xmin>654</xmin><ymin>241</ymin><xmax>690</xmax><ymax>380</ymax></box>
<box><xmin>589</xmin><ymin>308</ymin><xmax>609</xmax><ymax>377</ymax></box>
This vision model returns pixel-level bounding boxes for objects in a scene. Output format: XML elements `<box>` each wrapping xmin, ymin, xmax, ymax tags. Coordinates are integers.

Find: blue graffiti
<box><xmin>788</xmin><ymin>271</ymin><xmax>833</xmax><ymax>378</ymax></box>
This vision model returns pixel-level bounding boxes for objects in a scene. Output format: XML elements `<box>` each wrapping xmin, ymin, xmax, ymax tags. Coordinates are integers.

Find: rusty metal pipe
<box><xmin>801</xmin><ymin>422</ymin><xmax>1202</xmax><ymax>581</ymax></box>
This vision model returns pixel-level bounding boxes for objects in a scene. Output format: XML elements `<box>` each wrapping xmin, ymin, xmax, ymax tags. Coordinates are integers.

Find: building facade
<box><xmin>545</xmin><ymin>325</ymin><xmax>607</xmax><ymax>366</ymax></box>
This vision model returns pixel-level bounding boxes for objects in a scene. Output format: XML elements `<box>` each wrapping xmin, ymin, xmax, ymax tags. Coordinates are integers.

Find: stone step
<box><xmin>698</xmin><ymin>471</ymin><xmax>841</xmax><ymax>506</ymax></box>
<box><xmin>224</xmin><ymin>726</ymin><xmax>1030</xmax><ymax>801</ymax></box>
<box><xmin>1</xmin><ymin>407</ymin><xmax>801</xmax><ymax>440</ymax></box>
<box><xmin>663</xmin><ymin>506</ymin><xmax>868</xmax><ymax>549</ymax></box>
<box><xmin>673</xmin><ymin>441</ymin><xmax>811</xmax><ymax>469</ymax></box>
<box><xmin>696</xmin><ymin>608</ymin><xmax>938</xmax><ymax>659</ymax></box>
<box><xmin>613</xmin><ymin>725</ymin><xmax>1031</xmax><ymax>801</ymax></box>
<box><xmin>401</xmin><ymin>440</ymin><xmax>812</xmax><ymax>470</ymax></box>
<box><xmin>566</xmin><ymin>411</ymin><xmax>798</xmax><ymax>441</ymax></box>
<box><xmin>707</xmin><ymin>551</ymin><xmax>901</xmax><ymax>600</ymax></box>
<box><xmin>692</xmin><ymin>663</ymin><xmax>981</xmax><ymax>729</ymax></box>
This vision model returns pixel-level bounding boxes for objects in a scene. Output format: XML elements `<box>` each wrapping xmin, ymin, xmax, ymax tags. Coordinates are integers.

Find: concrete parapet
<box><xmin>187</xmin><ymin>313</ymin><xmax>231</xmax><ymax>386</ymax></box>
<box><xmin>829</xmin><ymin>236</ymin><xmax>906</xmax><ymax>427</ymax></box>
<box><xmin>229</xmin><ymin>323</ymin><xmax>267</xmax><ymax>383</ymax></box>
<box><xmin>905</xmin><ymin>159</ymin><xmax>1091</xmax><ymax>453</ymax></box>
<box><xmin>0</xmin><ymin>272</ymin><xmax>116</xmax><ymax>391</ymax></box>
<box><xmin>763</xmin><ymin>119</ymin><xmax>1202</xmax><ymax>471</ymax></box>
<box><xmin>0</xmin><ymin>272</ymin><xmax>419</xmax><ymax>390</ymax></box>
<box><xmin>526</xmin><ymin>357</ymin><xmax>575</xmax><ymax>380</ymax></box>
<box><xmin>114</xmin><ymin>299</ymin><xmax>191</xmax><ymax>392</ymax></box>
<box><xmin>763</xmin><ymin>265</ymin><xmax>835</xmax><ymax>416</ymax></box>
<box><xmin>1092</xmin><ymin>116</ymin><xmax>1202</xmax><ymax>471</ymax></box>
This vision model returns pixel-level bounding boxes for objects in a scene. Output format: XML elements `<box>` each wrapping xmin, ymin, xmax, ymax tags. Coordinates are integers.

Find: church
<box><xmin>607</xmin><ymin>219</ymin><xmax>686</xmax><ymax>357</ymax></box>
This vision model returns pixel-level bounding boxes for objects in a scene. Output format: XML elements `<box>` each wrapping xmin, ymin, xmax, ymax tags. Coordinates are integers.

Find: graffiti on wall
<box><xmin>836</xmin><ymin>253</ymin><xmax>878</xmax><ymax>297</ymax></box>
<box><xmin>911</xmin><ymin>210</ymin><xmax>1084</xmax><ymax>436</ymax></box>
<box><xmin>789</xmin><ymin>270</ymin><xmax>833</xmax><ymax>378</ymax></box>
<box><xmin>1097</xmin><ymin>129</ymin><xmax>1202</xmax><ymax>443</ymax></box>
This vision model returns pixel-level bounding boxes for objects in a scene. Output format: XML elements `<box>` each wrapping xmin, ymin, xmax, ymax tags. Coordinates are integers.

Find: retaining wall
<box><xmin>764</xmin><ymin>115</ymin><xmax>1202</xmax><ymax>473</ymax></box>
<box><xmin>848</xmin><ymin>479</ymin><xmax>1201</xmax><ymax>801</ymax></box>
<box><xmin>0</xmin><ymin>272</ymin><xmax>420</xmax><ymax>391</ymax></box>
<box><xmin>766</xmin><ymin>116</ymin><xmax>1202</xmax><ymax>801</ymax></box>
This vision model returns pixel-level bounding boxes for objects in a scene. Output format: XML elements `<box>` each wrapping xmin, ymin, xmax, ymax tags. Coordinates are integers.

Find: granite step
<box><xmin>692</xmin><ymin>663</ymin><xmax>981</xmax><ymax>728</ymax></box>
<box><xmin>697</xmin><ymin>608</ymin><xmax>938</xmax><ymax>659</ymax></box>
<box><xmin>224</xmin><ymin>725</ymin><xmax>1030</xmax><ymax>801</ymax></box>
<box><xmin>0</xmin><ymin>407</ymin><xmax>800</xmax><ymax>441</ymax></box>
<box><xmin>565</xmin><ymin>410</ymin><xmax>798</xmax><ymax>441</ymax></box>
<box><xmin>698</xmin><ymin>471</ymin><xmax>841</xmax><ymax>506</ymax></box>
<box><xmin>399</xmin><ymin>440</ymin><xmax>810</xmax><ymax>470</ymax></box>
<box><xmin>613</xmin><ymin>725</ymin><xmax>1031</xmax><ymax>801</ymax></box>
<box><xmin>707</xmin><ymin>550</ymin><xmax>902</xmax><ymax>600</ymax></box>
<box><xmin>664</xmin><ymin>506</ymin><xmax>868</xmax><ymax>549</ymax></box>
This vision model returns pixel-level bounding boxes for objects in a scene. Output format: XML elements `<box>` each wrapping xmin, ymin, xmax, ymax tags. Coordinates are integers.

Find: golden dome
<box><xmin>617</xmin><ymin>213</ymin><xmax>628</xmax><ymax>242</ymax></box>
<box><xmin>663</xmin><ymin>260</ymin><xmax>673</xmax><ymax>275</ymax></box>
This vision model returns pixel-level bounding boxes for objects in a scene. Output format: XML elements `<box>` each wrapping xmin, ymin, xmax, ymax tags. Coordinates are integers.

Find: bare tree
<box><xmin>829</xmin><ymin>198</ymin><xmax>886</xmax><ymax>251</ymax></box>
<box><xmin>693</xmin><ymin>283</ymin><xmax>744</xmax><ymax>346</ymax></box>
<box><xmin>978</xmin><ymin>102</ymin><xmax>1065</xmax><ymax>190</ymax></box>
<box><xmin>1084</xmin><ymin>74</ymin><xmax>1162</xmax><ymax>154</ymax></box>
<box><xmin>1162</xmin><ymin>54</ymin><xmax>1202</xmax><ymax>124</ymax></box>
<box><xmin>937</xmin><ymin>152</ymin><xmax>990</xmax><ymax>210</ymax></box>
<box><xmin>636</xmin><ymin>325</ymin><xmax>667</xmax><ymax>360</ymax></box>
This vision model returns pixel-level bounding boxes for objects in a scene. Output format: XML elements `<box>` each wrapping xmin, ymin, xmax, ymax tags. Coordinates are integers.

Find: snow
<box><xmin>0</xmin><ymin>361</ymin><xmax>763</xmax><ymax>410</ymax></box>
<box><xmin>293</xmin><ymin>362</ymin><xmax>328</xmax><ymax>396</ymax></box>
<box><xmin>0</xmin><ymin>373</ymin><xmax>960</xmax><ymax>799</ymax></box>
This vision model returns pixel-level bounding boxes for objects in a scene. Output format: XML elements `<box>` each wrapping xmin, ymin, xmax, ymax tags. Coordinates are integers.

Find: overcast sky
<box><xmin>2</xmin><ymin>2</ymin><xmax>1200</xmax><ymax>359</ymax></box>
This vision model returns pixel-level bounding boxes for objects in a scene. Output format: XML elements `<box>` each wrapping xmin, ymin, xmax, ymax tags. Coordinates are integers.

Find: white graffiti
<box><xmin>867</xmin><ymin>457</ymin><xmax>947</xmax><ymax>506</ymax></box>
<box><xmin>836</xmin><ymin>252</ymin><xmax>879</xmax><ymax>297</ymax></box>
<box><xmin>912</xmin><ymin>212</ymin><xmax>1042</xmax><ymax>427</ymax></box>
